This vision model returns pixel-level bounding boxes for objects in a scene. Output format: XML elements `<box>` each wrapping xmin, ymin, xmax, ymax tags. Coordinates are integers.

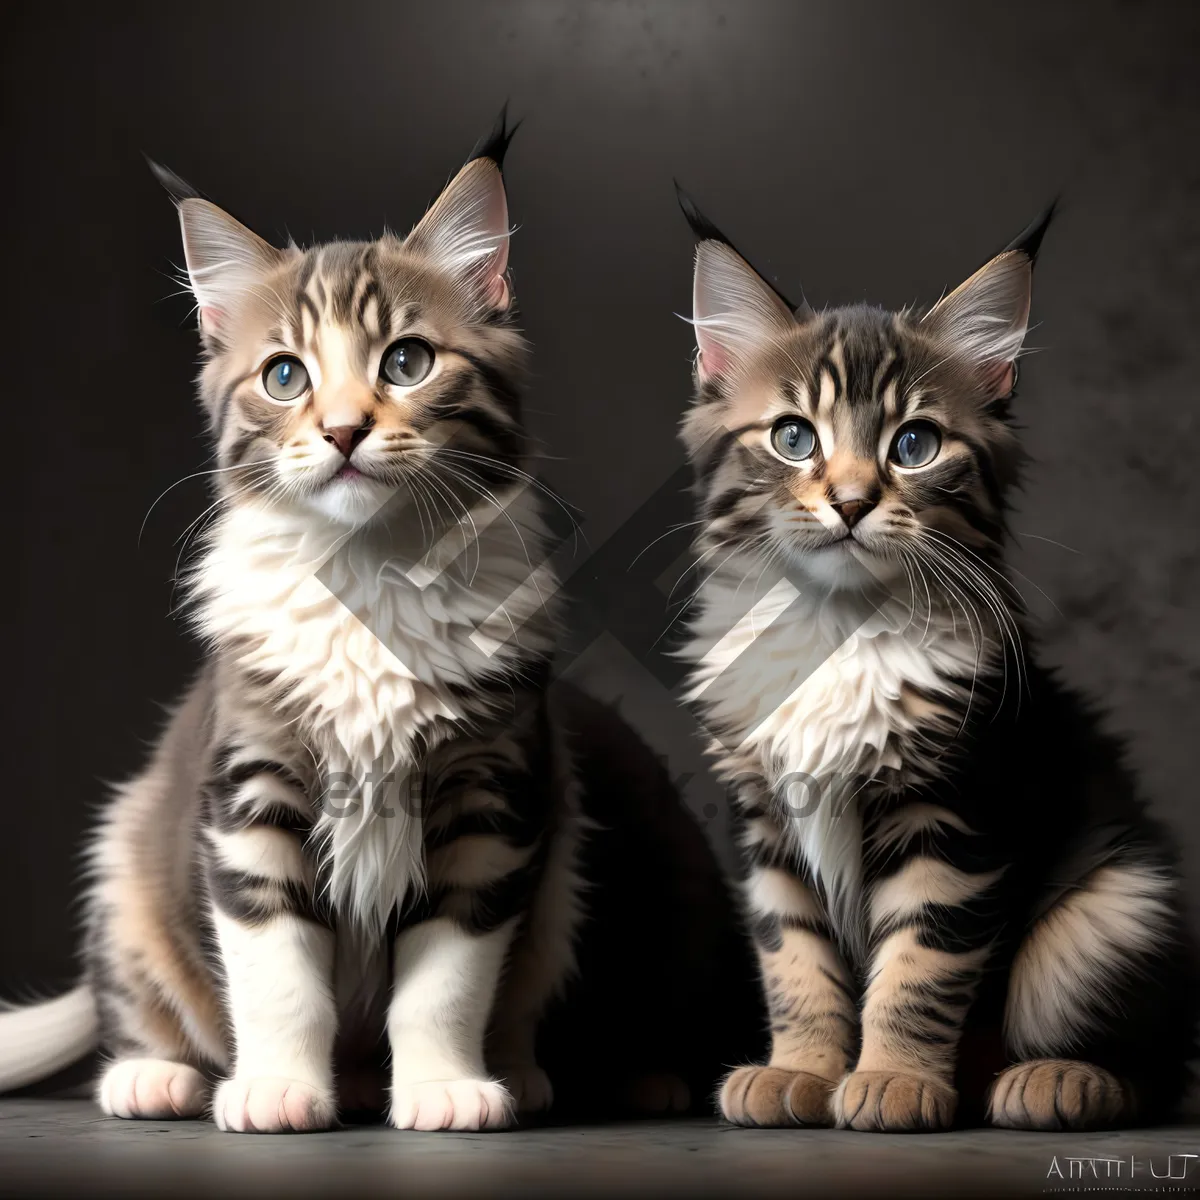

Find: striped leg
<box><xmin>720</xmin><ymin>855</ymin><xmax>856</xmax><ymax>1128</ymax></box>
<box><xmin>389</xmin><ymin>736</ymin><xmax>547</xmax><ymax>1132</ymax></box>
<box><xmin>203</xmin><ymin>738</ymin><xmax>337</xmax><ymax>1134</ymax></box>
<box><xmin>834</xmin><ymin>845</ymin><xmax>1004</xmax><ymax>1132</ymax></box>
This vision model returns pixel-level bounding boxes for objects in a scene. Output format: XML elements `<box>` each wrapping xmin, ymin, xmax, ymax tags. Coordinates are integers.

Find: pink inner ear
<box><xmin>199</xmin><ymin>306</ymin><xmax>223</xmax><ymax>336</ymax></box>
<box><xmin>484</xmin><ymin>271</ymin><xmax>510</xmax><ymax>311</ymax></box>
<box><xmin>695</xmin><ymin>337</ymin><xmax>730</xmax><ymax>382</ymax></box>
<box><xmin>980</xmin><ymin>359</ymin><xmax>1016</xmax><ymax>398</ymax></box>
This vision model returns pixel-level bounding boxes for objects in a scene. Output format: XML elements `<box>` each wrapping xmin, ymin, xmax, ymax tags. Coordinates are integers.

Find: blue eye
<box><xmin>890</xmin><ymin>420</ymin><xmax>941</xmax><ymax>468</ymax></box>
<box><xmin>771</xmin><ymin>417</ymin><xmax>817</xmax><ymax>461</ymax></box>
<box><xmin>262</xmin><ymin>355</ymin><xmax>309</xmax><ymax>402</ymax></box>
<box><xmin>380</xmin><ymin>338</ymin><xmax>435</xmax><ymax>387</ymax></box>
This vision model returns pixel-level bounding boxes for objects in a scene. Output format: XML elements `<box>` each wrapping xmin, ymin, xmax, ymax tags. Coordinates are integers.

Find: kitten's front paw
<box><xmin>213</xmin><ymin>1076</ymin><xmax>337</xmax><ymax>1133</ymax></box>
<box><xmin>834</xmin><ymin>1070</ymin><xmax>957</xmax><ymax>1131</ymax></box>
<box><xmin>98</xmin><ymin>1058</ymin><xmax>209</xmax><ymax>1120</ymax></box>
<box><xmin>493</xmin><ymin>1063</ymin><xmax>553</xmax><ymax>1113</ymax></box>
<box><xmin>389</xmin><ymin>1079</ymin><xmax>514</xmax><ymax>1131</ymax></box>
<box><xmin>720</xmin><ymin>1066</ymin><xmax>836</xmax><ymax>1127</ymax></box>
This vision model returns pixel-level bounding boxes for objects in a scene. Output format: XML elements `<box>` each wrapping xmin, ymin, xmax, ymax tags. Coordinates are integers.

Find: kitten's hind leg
<box><xmin>485</xmin><ymin>1016</ymin><xmax>554</xmax><ymax>1115</ymax></box>
<box><xmin>98</xmin><ymin>1058</ymin><xmax>209</xmax><ymax>1119</ymax></box>
<box><xmin>988</xmin><ymin>1059</ymin><xmax>1128</xmax><ymax>1131</ymax></box>
<box><xmin>994</xmin><ymin>853</ymin><xmax>1193</xmax><ymax>1130</ymax></box>
<box><xmin>486</xmin><ymin>804</ymin><xmax>586</xmax><ymax>1116</ymax></box>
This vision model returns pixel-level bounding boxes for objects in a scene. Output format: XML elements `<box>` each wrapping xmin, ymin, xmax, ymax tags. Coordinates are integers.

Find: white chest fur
<box><xmin>684</xmin><ymin>566</ymin><xmax>983</xmax><ymax>932</ymax></box>
<box><xmin>193</xmin><ymin>492</ymin><xmax>556</xmax><ymax>930</ymax></box>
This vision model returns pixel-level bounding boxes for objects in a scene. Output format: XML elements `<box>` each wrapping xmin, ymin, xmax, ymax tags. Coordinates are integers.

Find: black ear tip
<box><xmin>468</xmin><ymin>102</ymin><xmax>521</xmax><ymax>171</ymax></box>
<box><xmin>145</xmin><ymin>156</ymin><xmax>201</xmax><ymax>204</ymax></box>
<box><xmin>1006</xmin><ymin>198</ymin><xmax>1059</xmax><ymax>263</ymax></box>
<box><xmin>675</xmin><ymin>183</ymin><xmax>803</xmax><ymax>315</ymax></box>
<box><xmin>673</xmin><ymin>181</ymin><xmax>730</xmax><ymax>247</ymax></box>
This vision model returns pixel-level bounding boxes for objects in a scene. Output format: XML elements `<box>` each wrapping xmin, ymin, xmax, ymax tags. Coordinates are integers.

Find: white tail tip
<box><xmin>0</xmin><ymin>985</ymin><xmax>98</xmax><ymax>1092</ymax></box>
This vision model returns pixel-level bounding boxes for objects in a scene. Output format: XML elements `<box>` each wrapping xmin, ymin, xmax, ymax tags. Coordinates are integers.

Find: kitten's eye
<box><xmin>380</xmin><ymin>338</ymin><xmax>435</xmax><ymax>387</ymax></box>
<box><xmin>890</xmin><ymin>420</ymin><xmax>942</xmax><ymax>468</ymax></box>
<box><xmin>771</xmin><ymin>417</ymin><xmax>818</xmax><ymax>462</ymax></box>
<box><xmin>262</xmin><ymin>355</ymin><xmax>310</xmax><ymax>402</ymax></box>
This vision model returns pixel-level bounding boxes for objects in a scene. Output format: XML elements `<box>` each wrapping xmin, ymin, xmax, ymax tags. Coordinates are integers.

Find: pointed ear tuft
<box><xmin>146</xmin><ymin>156</ymin><xmax>202</xmax><ymax>203</ymax></box>
<box><xmin>1002</xmin><ymin>198</ymin><xmax>1058</xmax><ymax>263</ymax></box>
<box><xmin>922</xmin><ymin>205</ymin><xmax>1055</xmax><ymax>399</ymax></box>
<box><xmin>466</xmin><ymin>103</ymin><xmax>521</xmax><ymax>172</ymax></box>
<box><xmin>674</xmin><ymin>181</ymin><xmax>733</xmax><ymax>249</ymax></box>
<box><xmin>691</xmin><ymin>240</ymin><xmax>798</xmax><ymax>382</ymax></box>
<box><xmin>675</xmin><ymin>182</ymin><xmax>807</xmax><ymax>316</ymax></box>
<box><xmin>406</xmin><ymin>151</ymin><xmax>513</xmax><ymax>313</ymax></box>
<box><xmin>678</xmin><ymin>186</ymin><xmax>801</xmax><ymax>381</ymax></box>
<box><xmin>149</xmin><ymin>158</ymin><xmax>285</xmax><ymax>339</ymax></box>
<box><xmin>177</xmin><ymin>201</ymin><xmax>283</xmax><ymax>340</ymax></box>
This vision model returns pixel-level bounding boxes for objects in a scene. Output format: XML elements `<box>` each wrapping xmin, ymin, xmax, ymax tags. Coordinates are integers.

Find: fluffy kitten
<box><xmin>0</xmin><ymin>122</ymin><xmax>760</xmax><ymax>1133</ymax></box>
<box><xmin>674</xmin><ymin>191</ymin><xmax>1197</xmax><ymax>1131</ymax></box>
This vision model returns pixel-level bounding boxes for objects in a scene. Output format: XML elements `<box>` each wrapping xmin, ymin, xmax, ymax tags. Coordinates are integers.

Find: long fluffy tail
<box><xmin>0</xmin><ymin>986</ymin><xmax>99</xmax><ymax>1091</ymax></box>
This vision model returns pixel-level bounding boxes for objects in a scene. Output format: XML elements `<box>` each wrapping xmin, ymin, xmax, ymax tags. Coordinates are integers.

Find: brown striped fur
<box><xmin>674</xmin><ymin>195</ymin><xmax>1197</xmax><ymax>1131</ymax></box>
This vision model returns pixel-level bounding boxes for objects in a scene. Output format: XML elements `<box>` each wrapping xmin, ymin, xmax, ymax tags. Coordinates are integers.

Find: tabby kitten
<box><xmin>0</xmin><ymin>121</ymin><xmax>760</xmax><ymax>1135</ymax></box>
<box><xmin>675</xmin><ymin>192</ymin><xmax>1196</xmax><ymax>1131</ymax></box>
<box><xmin>1</xmin><ymin>118</ymin><xmax>572</xmax><ymax>1134</ymax></box>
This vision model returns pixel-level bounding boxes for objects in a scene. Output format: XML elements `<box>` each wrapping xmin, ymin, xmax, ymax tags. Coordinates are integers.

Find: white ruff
<box><xmin>684</xmin><ymin>563</ymin><xmax>984</xmax><ymax>939</ymax></box>
<box><xmin>193</xmin><ymin>489</ymin><xmax>556</xmax><ymax>932</ymax></box>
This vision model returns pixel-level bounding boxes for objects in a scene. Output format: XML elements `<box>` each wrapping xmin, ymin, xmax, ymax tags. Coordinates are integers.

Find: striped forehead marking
<box><xmin>288</xmin><ymin>244</ymin><xmax>404</xmax><ymax>353</ymax></box>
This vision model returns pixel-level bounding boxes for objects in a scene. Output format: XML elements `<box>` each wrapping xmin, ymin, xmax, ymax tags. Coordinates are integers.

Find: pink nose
<box><xmin>323</xmin><ymin>423</ymin><xmax>370</xmax><ymax>458</ymax></box>
<box><xmin>832</xmin><ymin>499</ymin><xmax>876</xmax><ymax>529</ymax></box>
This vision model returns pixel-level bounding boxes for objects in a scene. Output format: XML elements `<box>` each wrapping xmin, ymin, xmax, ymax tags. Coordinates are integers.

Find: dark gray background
<box><xmin>3</xmin><ymin>0</ymin><xmax>1198</xmax><ymax>990</ymax></box>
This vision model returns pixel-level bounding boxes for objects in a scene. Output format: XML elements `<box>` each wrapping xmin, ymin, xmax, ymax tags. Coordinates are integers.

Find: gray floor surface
<box><xmin>2</xmin><ymin>1099</ymin><xmax>1198</xmax><ymax>1198</ymax></box>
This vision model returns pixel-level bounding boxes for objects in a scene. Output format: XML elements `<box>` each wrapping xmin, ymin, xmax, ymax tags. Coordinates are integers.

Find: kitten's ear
<box><xmin>677</xmin><ymin>185</ymin><xmax>803</xmax><ymax>382</ymax></box>
<box><xmin>923</xmin><ymin>203</ymin><xmax>1056</xmax><ymax>399</ymax></box>
<box><xmin>405</xmin><ymin>107</ymin><xmax>517</xmax><ymax>313</ymax></box>
<box><xmin>148</xmin><ymin>159</ymin><xmax>284</xmax><ymax>341</ymax></box>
